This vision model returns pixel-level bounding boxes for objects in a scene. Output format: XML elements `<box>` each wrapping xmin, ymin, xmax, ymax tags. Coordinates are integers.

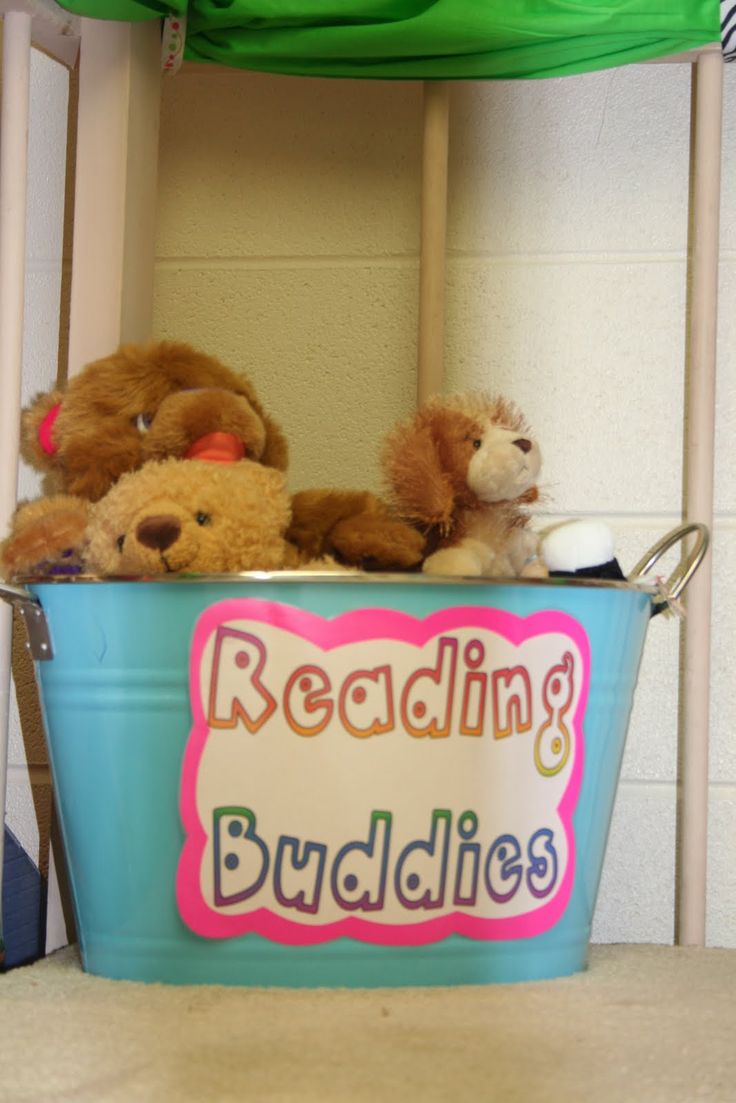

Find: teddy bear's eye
<box><xmin>472</xmin><ymin>439</ymin><xmax>482</xmax><ymax>450</ymax></box>
<box><xmin>116</xmin><ymin>535</ymin><xmax>125</xmax><ymax>552</ymax></box>
<box><xmin>195</xmin><ymin>512</ymin><xmax>211</xmax><ymax>526</ymax></box>
<box><xmin>134</xmin><ymin>413</ymin><xmax>153</xmax><ymax>433</ymax></box>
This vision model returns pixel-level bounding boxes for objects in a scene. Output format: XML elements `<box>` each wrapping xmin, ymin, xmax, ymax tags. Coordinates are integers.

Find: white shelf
<box><xmin>0</xmin><ymin>0</ymin><xmax>80</xmax><ymax>66</ymax></box>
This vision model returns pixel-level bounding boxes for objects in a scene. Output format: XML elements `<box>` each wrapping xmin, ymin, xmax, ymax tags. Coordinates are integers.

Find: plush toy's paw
<box><xmin>519</xmin><ymin>557</ymin><xmax>549</xmax><ymax>580</ymax></box>
<box><xmin>298</xmin><ymin>555</ymin><xmax>360</xmax><ymax>573</ymax></box>
<box><xmin>422</xmin><ymin>546</ymin><xmax>483</xmax><ymax>577</ymax></box>
<box><xmin>329</xmin><ymin>515</ymin><xmax>426</xmax><ymax>571</ymax></box>
<box><xmin>0</xmin><ymin>497</ymin><xmax>90</xmax><ymax>579</ymax></box>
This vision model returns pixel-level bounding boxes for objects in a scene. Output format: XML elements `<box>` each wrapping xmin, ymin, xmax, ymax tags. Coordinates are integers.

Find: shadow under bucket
<box><xmin>2</xmin><ymin>524</ymin><xmax>707</xmax><ymax>988</ymax></box>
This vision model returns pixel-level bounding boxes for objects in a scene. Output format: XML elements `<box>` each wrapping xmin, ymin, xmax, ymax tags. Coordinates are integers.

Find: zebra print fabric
<box><xmin>723</xmin><ymin>1</ymin><xmax>736</xmax><ymax>61</ymax></box>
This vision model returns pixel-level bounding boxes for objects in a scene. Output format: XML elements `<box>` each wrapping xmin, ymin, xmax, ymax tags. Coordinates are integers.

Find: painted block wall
<box><xmin>154</xmin><ymin>61</ymin><xmax>736</xmax><ymax>948</ymax></box>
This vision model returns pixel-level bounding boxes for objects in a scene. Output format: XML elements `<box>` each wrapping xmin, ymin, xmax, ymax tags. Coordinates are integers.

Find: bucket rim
<box><xmin>19</xmin><ymin>570</ymin><xmax>659</xmax><ymax>595</ymax></box>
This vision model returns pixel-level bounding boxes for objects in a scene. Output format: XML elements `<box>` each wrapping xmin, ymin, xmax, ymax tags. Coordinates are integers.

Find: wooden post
<box><xmin>67</xmin><ymin>17</ymin><xmax>161</xmax><ymax>376</ymax></box>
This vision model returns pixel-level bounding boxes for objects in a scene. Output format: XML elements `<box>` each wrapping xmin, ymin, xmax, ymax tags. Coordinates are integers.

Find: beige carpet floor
<box><xmin>2</xmin><ymin>943</ymin><xmax>735</xmax><ymax>1103</ymax></box>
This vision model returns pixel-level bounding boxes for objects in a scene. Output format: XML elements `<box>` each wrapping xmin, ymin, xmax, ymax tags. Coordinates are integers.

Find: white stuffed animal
<box><xmin>541</xmin><ymin>519</ymin><xmax>625</xmax><ymax>580</ymax></box>
<box><xmin>382</xmin><ymin>392</ymin><xmax>546</xmax><ymax>578</ymax></box>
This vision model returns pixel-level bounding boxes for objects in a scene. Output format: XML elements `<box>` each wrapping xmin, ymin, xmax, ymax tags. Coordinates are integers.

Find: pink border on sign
<box><xmin>176</xmin><ymin>601</ymin><xmax>590</xmax><ymax>946</ymax></box>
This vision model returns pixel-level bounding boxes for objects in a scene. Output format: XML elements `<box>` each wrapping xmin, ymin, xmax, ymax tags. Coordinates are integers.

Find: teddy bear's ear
<box><xmin>259</xmin><ymin>412</ymin><xmax>289</xmax><ymax>472</ymax></box>
<box><xmin>225</xmin><ymin>370</ymin><xmax>288</xmax><ymax>472</ymax></box>
<box><xmin>20</xmin><ymin>388</ymin><xmax>66</xmax><ymax>476</ymax></box>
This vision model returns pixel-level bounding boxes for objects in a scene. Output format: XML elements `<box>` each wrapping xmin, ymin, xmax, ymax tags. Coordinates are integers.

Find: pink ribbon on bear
<box><xmin>38</xmin><ymin>403</ymin><xmax>61</xmax><ymax>456</ymax></box>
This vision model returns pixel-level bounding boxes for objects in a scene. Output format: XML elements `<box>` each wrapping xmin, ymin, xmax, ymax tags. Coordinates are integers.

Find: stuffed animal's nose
<box><xmin>513</xmin><ymin>438</ymin><xmax>533</xmax><ymax>454</ymax></box>
<box><xmin>136</xmin><ymin>515</ymin><xmax>181</xmax><ymax>551</ymax></box>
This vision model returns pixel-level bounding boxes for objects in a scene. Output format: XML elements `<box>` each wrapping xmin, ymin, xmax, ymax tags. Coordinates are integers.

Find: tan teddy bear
<box><xmin>382</xmin><ymin>392</ymin><xmax>546</xmax><ymax>578</ymax></box>
<box><xmin>84</xmin><ymin>458</ymin><xmax>296</xmax><ymax>576</ymax></box>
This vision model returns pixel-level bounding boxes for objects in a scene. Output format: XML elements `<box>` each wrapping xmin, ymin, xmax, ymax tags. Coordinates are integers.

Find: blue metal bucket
<box><xmin>1</xmin><ymin>525</ymin><xmax>707</xmax><ymax>987</ymax></box>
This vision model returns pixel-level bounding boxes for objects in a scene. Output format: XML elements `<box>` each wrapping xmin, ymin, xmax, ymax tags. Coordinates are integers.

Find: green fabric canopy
<box><xmin>56</xmin><ymin>1</ymin><xmax>720</xmax><ymax>80</ymax></box>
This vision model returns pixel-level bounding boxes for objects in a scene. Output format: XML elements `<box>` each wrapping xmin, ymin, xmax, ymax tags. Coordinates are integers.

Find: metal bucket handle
<box><xmin>628</xmin><ymin>522</ymin><xmax>710</xmax><ymax>616</ymax></box>
<box><xmin>0</xmin><ymin>582</ymin><xmax>53</xmax><ymax>660</ymax></box>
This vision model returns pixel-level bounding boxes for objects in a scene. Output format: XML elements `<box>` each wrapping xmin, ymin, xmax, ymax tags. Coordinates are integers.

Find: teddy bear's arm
<box><xmin>0</xmin><ymin>496</ymin><xmax>91</xmax><ymax>579</ymax></box>
<box><xmin>287</xmin><ymin>489</ymin><xmax>378</xmax><ymax>561</ymax></box>
<box><xmin>287</xmin><ymin>489</ymin><xmax>425</xmax><ymax>569</ymax></box>
<box><xmin>328</xmin><ymin>512</ymin><xmax>425</xmax><ymax>570</ymax></box>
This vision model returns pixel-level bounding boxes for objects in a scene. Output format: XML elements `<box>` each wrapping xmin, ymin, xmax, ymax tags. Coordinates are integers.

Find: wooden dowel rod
<box><xmin>678</xmin><ymin>48</ymin><xmax>723</xmax><ymax>947</ymax></box>
<box><xmin>417</xmin><ymin>81</ymin><xmax>450</xmax><ymax>406</ymax></box>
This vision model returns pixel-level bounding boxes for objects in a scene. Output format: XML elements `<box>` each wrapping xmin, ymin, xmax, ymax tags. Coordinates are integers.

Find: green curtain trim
<box><xmin>55</xmin><ymin>2</ymin><xmax>720</xmax><ymax>81</ymax></box>
<box><xmin>56</xmin><ymin>1</ymin><xmax>181</xmax><ymax>20</ymax></box>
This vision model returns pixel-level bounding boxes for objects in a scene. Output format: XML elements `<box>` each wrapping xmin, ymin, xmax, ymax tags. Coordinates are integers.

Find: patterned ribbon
<box><xmin>722</xmin><ymin>1</ymin><xmax>736</xmax><ymax>61</ymax></box>
<box><xmin>162</xmin><ymin>15</ymin><xmax>186</xmax><ymax>74</ymax></box>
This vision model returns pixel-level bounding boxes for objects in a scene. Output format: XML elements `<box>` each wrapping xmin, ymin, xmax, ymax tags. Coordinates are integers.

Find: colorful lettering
<box><xmin>213</xmin><ymin>806</ymin><xmax>269</xmax><ymax>906</ymax></box>
<box><xmin>453</xmin><ymin>811</ymin><xmax>481</xmax><ymax>906</ymax></box>
<box><xmin>526</xmin><ymin>827</ymin><xmax>559</xmax><ymax>899</ymax></box>
<box><xmin>338</xmin><ymin>666</ymin><xmax>394</xmax><ymax>738</ymax></box>
<box><xmin>207</xmin><ymin>628</ymin><xmax>276</xmax><ymax>733</ymax></box>
<box><xmin>273</xmin><ymin>836</ymin><xmax>327</xmax><ymax>914</ymax></box>
<box><xmin>395</xmin><ymin>810</ymin><xmax>451</xmax><ymax>910</ymax></box>
<box><xmin>492</xmin><ymin>665</ymin><xmax>532</xmax><ymax>739</ymax></box>
<box><xmin>330</xmin><ymin>812</ymin><xmax>392</xmax><ymax>912</ymax></box>
<box><xmin>534</xmin><ymin>652</ymin><xmax>575</xmax><ymax>776</ymax></box>
<box><xmin>459</xmin><ymin>641</ymin><xmax>487</xmax><ymax>736</ymax></box>
<box><xmin>400</xmin><ymin>637</ymin><xmax>458</xmax><ymax>738</ymax></box>
<box><xmin>283</xmin><ymin>664</ymin><xmax>333</xmax><ymax>736</ymax></box>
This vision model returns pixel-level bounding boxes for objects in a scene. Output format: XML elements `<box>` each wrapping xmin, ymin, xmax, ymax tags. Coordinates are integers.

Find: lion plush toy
<box><xmin>84</xmin><ymin>458</ymin><xmax>296</xmax><ymax>576</ymax></box>
<box><xmin>0</xmin><ymin>339</ymin><xmax>425</xmax><ymax>579</ymax></box>
<box><xmin>382</xmin><ymin>392</ymin><xmax>546</xmax><ymax>578</ymax></box>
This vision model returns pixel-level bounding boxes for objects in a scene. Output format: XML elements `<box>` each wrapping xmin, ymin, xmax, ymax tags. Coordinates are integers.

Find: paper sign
<box><xmin>177</xmin><ymin>601</ymin><xmax>589</xmax><ymax>945</ymax></box>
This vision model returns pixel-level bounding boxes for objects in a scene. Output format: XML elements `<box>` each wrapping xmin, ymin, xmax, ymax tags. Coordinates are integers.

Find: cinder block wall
<box><xmin>154</xmin><ymin>63</ymin><xmax>736</xmax><ymax>948</ymax></box>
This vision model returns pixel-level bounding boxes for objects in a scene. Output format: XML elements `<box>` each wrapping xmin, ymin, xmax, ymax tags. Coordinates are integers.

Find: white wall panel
<box><xmin>707</xmin><ymin>790</ymin><xmax>736</xmax><ymax>947</ymax></box>
<box><xmin>592</xmin><ymin>783</ymin><xmax>677</xmax><ymax>944</ymax></box>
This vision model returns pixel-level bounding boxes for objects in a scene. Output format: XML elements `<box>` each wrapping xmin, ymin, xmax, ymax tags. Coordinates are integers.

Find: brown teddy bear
<box><xmin>21</xmin><ymin>339</ymin><xmax>289</xmax><ymax>499</ymax></box>
<box><xmin>382</xmin><ymin>392</ymin><xmax>546</xmax><ymax>578</ymax></box>
<box><xmin>1</xmin><ymin>339</ymin><xmax>288</xmax><ymax>578</ymax></box>
<box><xmin>84</xmin><ymin>457</ymin><xmax>296</xmax><ymax>576</ymax></box>
<box><xmin>0</xmin><ymin>339</ymin><xmax>425</xmax><ymax>579</ymax></box>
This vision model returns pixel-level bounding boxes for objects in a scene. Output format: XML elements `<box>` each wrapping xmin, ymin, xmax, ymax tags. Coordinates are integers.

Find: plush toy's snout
<box><xmin>184</xmin><ymin>431</ymin><xmax>246</xmax><ymax>464</ymax></box>
<box><xmin>143</xmin><ymin>389</ymin><xmax>269</xmax><ymax>467</ymax></box>
<box><xmin>467</xmin><ymin>424</ymin><xmax>541</xmax><ymax>504</ymax></box>
<box><xmin>136</xmin><ymin>515</ymin><xmax>181</xmax><ymax>552</ymax></box>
